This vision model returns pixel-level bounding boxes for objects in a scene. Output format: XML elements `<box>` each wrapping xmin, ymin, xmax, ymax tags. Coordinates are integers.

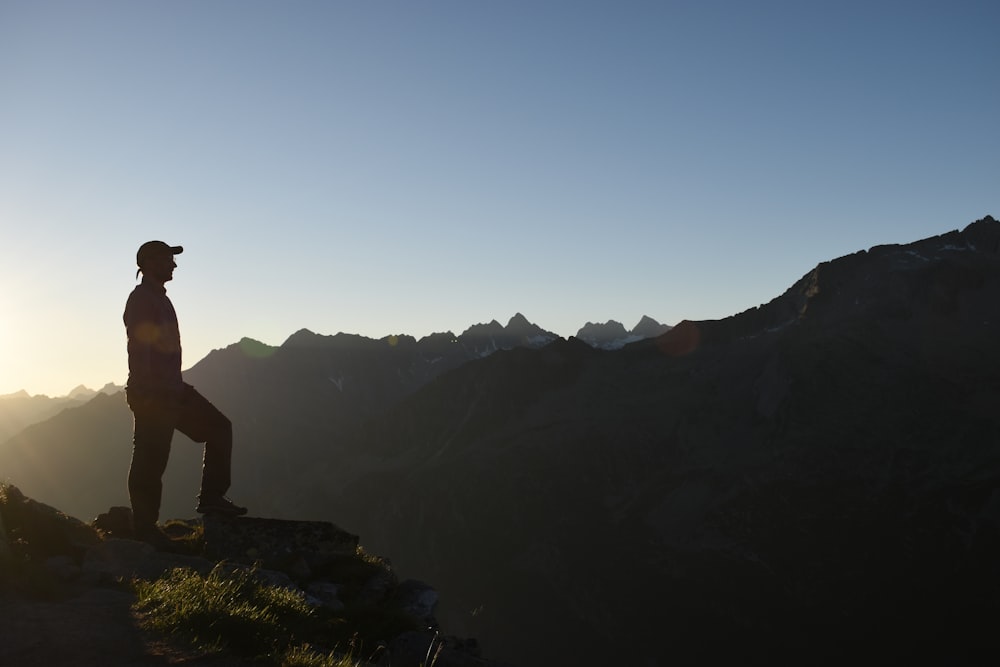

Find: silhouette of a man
<box><xmin>124</xmin><ymin>240</ymin><xmax>246</xmax><ymax>546</ymax></box>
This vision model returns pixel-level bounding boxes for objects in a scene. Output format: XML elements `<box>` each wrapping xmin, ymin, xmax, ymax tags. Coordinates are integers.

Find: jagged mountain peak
<box><xmin>458</xmin><ymin>314</ymin><xmax>558</xmax><ymax>357</ymax></box>
<box><xmin>63</xmin><ymin>384</ymin><xmax>123</xmax><ymax>400</ymax></box>
<box><xmin>575</xmin><ymin>319</ymin><xmax>636</xmax><ymax>350</ymax></box>
<box><xmin>506</xmin><ymin>312</ymin><xmax>531</xmax><ymax>328</ymax></box>
<box><xmin>574</xmin><ymin>317</ymin><xmax>671</xmax><ymax>350</ymax></box>
<box><xmin>67</xmin><ymin>385</ymin><xmax>95</xmax><ymax>399</ymax></box>
<box><xmin>577</xmin><ymin>319</ymin><xmax>627</xmax><ymax>335</ymax></box>
<box><xmin>418</xmin><ymin>330</ymin><xmax>458</xmax><ymax>343</ymax></box>
<box><xmin>231</xmin><ymin>312</ymin><xmax>670</xmax><ymax>363</ymax></box>
<box><xmin>631</xmin><ymin>315</ymin><xmax>671</xmax><ymax>338</ymax></box>
<box><xmin>582</xmin><ymin>318</ymin><xmax>625</xmax><ymax>329</ymax></box>
<box><xmin>505</xmin><ymin>313</ymin><xmax>557</xmax><ymax>341</ymax></box>
<box><xmin>282</xmin><ymin>328</ymin><xmax>318</xmax><ymax>347</ymax></box>
<box><xmin>281</xmin><ymin>329</ymin><xmax>379</xmax><ymax>351</ymax></box>
<box><xmin>460</xmin><ymin>319</ymin><xmax>505</xmax><ymax>337</ymax></box>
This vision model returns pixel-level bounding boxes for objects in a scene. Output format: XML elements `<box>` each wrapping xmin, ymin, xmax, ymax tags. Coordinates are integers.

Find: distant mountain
<box><xmin>0</xmin><ymin>312</ymin><xmax>612</xmax><ymax>521</ymax></box>
<box><xmin>67</xmin><ymin>385</ymin><xmax>97</xmax><ymax>400</ymax></box>
<box><xmin>0</xmin><ymin>315</ymin><xmax>559</xmax><ymax>521</ymax></box>
<box><xmin>0</xmin><ymin>390</ymin><xmax>31</xmax><ymax>400</ymax></box>
<box><xmin>4</xmin><ymin>216</ymin><xmax>997</xmax><ymax>665</ymax></box>
<box><xmin>460</xmin><ymin>312</ymin><xmax>558</xmax><ymax>356</ymax></box>
<box><xmin>0</xmin><ymin>392</ymin><xmax>145</xmax><ymax>517</ymax></box>
<box><xmin>630</xmin><ymin>314</ymin><xmax>671</xmax><ymax>338</ymax></box>
<box><xmin>575</xmin><ymin>315</ymin><xmax>671</xmax><ymax>349</ymax></box>
<box><xmin>0</xmin><ymin>383</ymin><xmax>123</xmax><ymax>445</ymax></box>
<box><xmin>0</xmin><ymin>386</ymin><xmax>109</xmax><ymax>445</ymax></box>
<box><xmin>66</xmin><ymin>382</ymin><xmax>122</xmax><ymax>400</ymax></box>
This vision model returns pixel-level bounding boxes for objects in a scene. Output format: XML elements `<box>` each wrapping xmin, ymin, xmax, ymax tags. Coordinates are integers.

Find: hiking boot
<box><xmin>196</xmin><ymin>496</ymin><xmax>248</xmax><ymax>516</ymax></box>
<box><xmin>134</xmin><ymin>525</ymin><xmax>180</xmax><ymax>552</ymax></box>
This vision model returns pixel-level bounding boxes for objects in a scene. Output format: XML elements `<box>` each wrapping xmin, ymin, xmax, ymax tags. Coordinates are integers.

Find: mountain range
<box><xmin>0</xmin><ymin>383</ymin><xmax>121</xmax><ymax>444</ymax></box>
<box><xmin>0</xmin><ymin>314</ymin><xmax>673</xmax><ymax>528</ymax></box>
<box><xmin>0</xmin><ymin>315</ymin><xmax>668</xmax><ymax>404</ymax></box>
<box><xmin>1</xmin><ymin>216</ymin><xmax>998</xmax><ymax>665</ymax></box>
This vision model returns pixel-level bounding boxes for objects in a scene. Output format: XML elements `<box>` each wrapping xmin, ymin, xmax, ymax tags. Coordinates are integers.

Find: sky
<box><xmin>1</xmin><ymin>0</ymin><xmax>997</xmax><ymax>397</ymax></box>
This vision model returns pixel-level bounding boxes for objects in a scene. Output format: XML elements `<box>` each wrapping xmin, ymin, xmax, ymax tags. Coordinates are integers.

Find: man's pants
<box><xmin>127</xmin><ymin>384</ymin><xmax>232</xmax><ymax>530</ymax></box>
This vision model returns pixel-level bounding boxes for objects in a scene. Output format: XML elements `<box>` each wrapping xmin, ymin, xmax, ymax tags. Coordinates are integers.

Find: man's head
<box><xmin>136</xmin><ymin>240</ymin><xmax>183</xmax><ymax>283</ymax></box>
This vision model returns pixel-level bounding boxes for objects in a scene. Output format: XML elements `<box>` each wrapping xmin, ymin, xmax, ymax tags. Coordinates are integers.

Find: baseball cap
<box><xmin>136</xmin><ymin>240</ymin><xmax>183</xmax><ymax>267</ymax></box>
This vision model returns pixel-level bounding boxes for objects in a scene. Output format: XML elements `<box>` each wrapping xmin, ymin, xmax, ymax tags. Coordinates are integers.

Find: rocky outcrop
<box><xmin>0</xmin><ymin>483</ymin><xmax>504</xmax><ymax>667</ymax></box>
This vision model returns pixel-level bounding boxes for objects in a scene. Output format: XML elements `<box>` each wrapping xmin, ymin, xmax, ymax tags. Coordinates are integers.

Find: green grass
<box><xmin>133</xmin><ymin>563</ymin><xmax>323</xmax><ymax>659</ymax></box>
<box><xmin>280</xmin><ymin>642</ymin><xmax>368</xmax><ymax>667</ymax></box>
<box><xmin>131</xmin><ymin>563</ymin><xmax>394</xmax><ymax>665</ymax></box>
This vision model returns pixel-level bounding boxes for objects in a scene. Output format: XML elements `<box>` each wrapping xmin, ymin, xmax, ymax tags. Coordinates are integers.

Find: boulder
<box><xmin>201</xmin><ymin>514</ymin><xmax>359</xmax><ymax>568</ymax></box>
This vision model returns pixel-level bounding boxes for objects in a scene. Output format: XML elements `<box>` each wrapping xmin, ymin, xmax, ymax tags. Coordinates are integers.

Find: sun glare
<box><xmin>0</xmin><ymin>303</ymin><xmax>14</xmax><ymax>393</ymax></box>
<box><xmin>0</xmin><ymin>289</ymin><xmax>35</xmax><ymax>395</ymax></box>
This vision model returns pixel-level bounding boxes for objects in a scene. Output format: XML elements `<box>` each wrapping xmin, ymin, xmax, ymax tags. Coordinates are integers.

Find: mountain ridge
<box><xmin>1</xmin><ymin>215</ymin><xmax>997</xmax><ymax>666</ymax></box>
<box><xmin>0</xmin><ymin>383</ymin><xmax>123</xmax><ymax>445</ymax></box>
<box><xmin>315</xmin><ymin>215</ymin><xmax>999</xmax><ymax>664</ymax></box>
<box><xmin>0</xmin><ymin>316</ymin><xmax>669</xmax><ymax>401</ymax></box>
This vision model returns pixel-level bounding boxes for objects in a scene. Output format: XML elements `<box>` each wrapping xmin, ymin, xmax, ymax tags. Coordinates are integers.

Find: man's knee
<box><xmin>195</xmin><ymin>409</ymin><xmax>231</xmax><ymax>448</ymax></box>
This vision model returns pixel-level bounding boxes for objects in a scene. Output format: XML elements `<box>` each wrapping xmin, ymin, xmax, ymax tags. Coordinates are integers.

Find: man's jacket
<box><xmin>123</xmin><ymin>278</ymin><xmax>184</xmax><ymax>399</ymax></box>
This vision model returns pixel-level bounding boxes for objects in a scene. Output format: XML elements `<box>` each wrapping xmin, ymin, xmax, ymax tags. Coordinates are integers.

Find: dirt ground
<box><xmin>0</xmin><ymin>587</ymin><xmax>250</xmax><ymax>667</ymax></box>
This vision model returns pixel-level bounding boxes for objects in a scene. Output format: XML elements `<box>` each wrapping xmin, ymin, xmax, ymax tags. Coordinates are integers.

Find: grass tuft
<box><xmin>133</xmin><ymin>563</ymin><xmax>319</xmax><ymax>658</ymax></box>
<box><xmin>280</xmin><ymin>642</ymin><xmax>365</xmax><ymax>667</ymax></box>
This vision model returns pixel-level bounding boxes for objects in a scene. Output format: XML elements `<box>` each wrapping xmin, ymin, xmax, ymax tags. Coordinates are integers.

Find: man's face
<box><xmin>142</xmin><ymin>252</ymin><xmax>176</xmax><ymax>283</ymax></box>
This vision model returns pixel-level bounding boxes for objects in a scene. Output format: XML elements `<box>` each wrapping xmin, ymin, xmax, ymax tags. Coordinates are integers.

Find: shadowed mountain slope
<box><xmin>1</xmin><ymin>216</ymin><xmax>997</xmax><ymax>665</ymax></box>
<box><xmin>307</xmin><ymin>216</ymin><xmax>1000</xmax><ymax>665</ymax></box>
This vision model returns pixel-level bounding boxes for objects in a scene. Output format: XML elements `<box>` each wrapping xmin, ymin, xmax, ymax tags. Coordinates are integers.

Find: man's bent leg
<box><xmin>175</xmin><ymin>385</ymin><xmax>238</xmax><ymax>508</ymax></box>
<box><xmin>127</xmin><ymin>398</ymin><xmax>176</xmax><ymax>532</ymax></box>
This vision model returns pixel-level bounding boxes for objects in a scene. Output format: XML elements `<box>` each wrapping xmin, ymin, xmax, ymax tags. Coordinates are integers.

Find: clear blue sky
<box><xmin>1</xmin><ymin>0</ymin><xmax>997</xmax><ymax>397</ymax></box>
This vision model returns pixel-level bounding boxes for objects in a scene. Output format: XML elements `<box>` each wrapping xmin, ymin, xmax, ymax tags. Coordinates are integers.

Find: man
<box><xmin>125</xmin><ymin>240</ymin><xmax>246</xmax><ymax>547</ymax></box>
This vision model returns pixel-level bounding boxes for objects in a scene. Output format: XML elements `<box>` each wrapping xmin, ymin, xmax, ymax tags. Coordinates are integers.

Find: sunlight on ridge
<box><xmin>238</xmin><ymin>338</ymin><xmax>276</xmax><ymax>359</ymax></box>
